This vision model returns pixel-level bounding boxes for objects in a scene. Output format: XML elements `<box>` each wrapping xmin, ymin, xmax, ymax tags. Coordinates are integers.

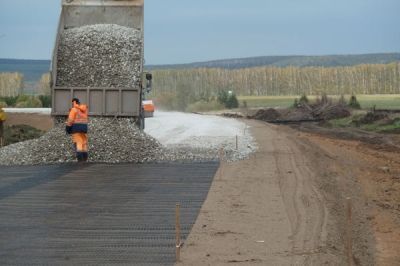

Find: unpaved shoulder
<box><xmin>178</xmin><ymin>120</ymin><xmax>372</xmax><ymax>265</ymax></box>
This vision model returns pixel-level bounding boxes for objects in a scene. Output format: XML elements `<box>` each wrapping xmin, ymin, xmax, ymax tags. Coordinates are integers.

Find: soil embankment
<box><xmin>297</xmin><ymin>127</ymin><xmax>400</xmax><ymax>266</ymax></box>
<box><xmin>4</xmin><ymin>112</ymin><xmax>53</xmax><ymax>131</ymax></box>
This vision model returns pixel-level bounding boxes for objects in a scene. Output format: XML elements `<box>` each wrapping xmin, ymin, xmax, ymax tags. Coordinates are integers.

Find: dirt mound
<box><xmin>3</xmin><ymin>125</ymin><xmax>44</xmax><ymax>146</ymax></box>
<box><xmin>250</xmin><ymin>102</ymin><xmax>351</xmax><ymax>123</ymax></box>
<box><xmin>312</xmin><ymin>103</ymin><xmax>351</xmax><ymax>120</ymax></box>
<box><xmin>282</xmin><ymin>106</ymin><xmax>315</xmax><ymax>121</ymax></box>
<box><xmin>358</xmin><ymin>111</ymin><xmax>389</xmax><ymax>124</ymax></box>
<box><xmin>5</xmin><ymin>113</ymin><xmax>53</xmax><ymax>131</ymax></box>
<box><xmin>222</xmin><ymin>113</ymin><xmax>243</xmax><ymax>119</ymax></box>
<box><xmin>250</xmin><ymin>108</ymin><xmax>281</xmax><ymax>121</ymax></box>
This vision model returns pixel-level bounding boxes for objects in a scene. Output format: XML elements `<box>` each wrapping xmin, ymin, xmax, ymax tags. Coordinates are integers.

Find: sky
<box><xmin>0</xmin><ymin>0</ymin><xmax>399</xmax><ymax>65</ymax></box>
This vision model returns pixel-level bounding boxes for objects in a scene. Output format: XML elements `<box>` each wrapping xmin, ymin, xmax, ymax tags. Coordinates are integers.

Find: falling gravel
<box><xmin>56</xmin><ymin>24</ymin><xmax>142</xmax><ymax>88</ymax></box>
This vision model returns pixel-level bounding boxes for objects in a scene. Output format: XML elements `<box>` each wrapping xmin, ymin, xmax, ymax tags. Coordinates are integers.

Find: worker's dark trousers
<box><xmin>0</xmin><ymin>122</ymin><xmax>3</xmax><ymax>146</ymax></box>
<box><xmin>72</xmin><ymin>133</ymin><xmax>88</xmax><ymax>162</ymax></box>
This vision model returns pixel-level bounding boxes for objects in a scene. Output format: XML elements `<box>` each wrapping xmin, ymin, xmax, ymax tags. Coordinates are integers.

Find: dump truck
<box><xmin>50</xmin><ymin>0</ymin><xmax>151</xmax><ymax>129</ymax></box>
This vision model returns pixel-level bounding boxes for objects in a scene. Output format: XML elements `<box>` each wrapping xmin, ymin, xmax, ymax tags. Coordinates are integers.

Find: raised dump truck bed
<box><xmin>51</xmin><ymin>0</ymin><xmax>147</xmax><ymax>125</ymax></box>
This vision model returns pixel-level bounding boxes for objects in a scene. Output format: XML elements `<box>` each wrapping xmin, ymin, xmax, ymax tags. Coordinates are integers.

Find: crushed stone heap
<box><xmin>56</xmin><ymin>24</ymin><xmax>142</xmax><ymax>88</ymax></box>
<box><xmin>0</xmin><ymin>118</ymin><xmax>167</xmax><ymax>166</ymax></box>
<box><xmin>0</xmin><ymin>24</ymin><xmax>165</xmax><ymax>165</ymax></box>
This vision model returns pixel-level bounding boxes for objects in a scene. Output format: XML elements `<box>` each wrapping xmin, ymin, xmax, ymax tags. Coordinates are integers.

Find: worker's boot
<box><xmin>77</xmin><ymin>152</ymin><xmax>85</xmax><ymax>162</ymax></box>
<box><xmin>83</xmin><ymin>152</ymin><xmax>88</xmax><ymax>162</ymax></box>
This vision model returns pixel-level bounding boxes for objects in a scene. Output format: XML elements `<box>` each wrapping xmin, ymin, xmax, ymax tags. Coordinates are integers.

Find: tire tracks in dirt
<box><xmin>178</xmin><ymin>120</ymin><xmax>345</xmax><ymax>265</ymax></box>
<box><xmin>272</xmin><ymin>127</ymin><xmax>331</xmax><ymax>265</ymax></box>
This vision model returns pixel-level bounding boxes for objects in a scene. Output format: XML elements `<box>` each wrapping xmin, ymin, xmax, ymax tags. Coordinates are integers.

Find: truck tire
<box><xmin>140</xmin><ymin>115</ymin><xmax>145</xmax><ymax>130</ymax></box>
<box><xmin>136</xmin><ymin>110</ymin><xmax>145</xmax><ymax>130</ymax></box>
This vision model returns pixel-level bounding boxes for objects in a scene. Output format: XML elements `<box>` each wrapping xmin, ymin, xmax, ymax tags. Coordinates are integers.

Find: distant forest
<box><xmin>1</xmin><ymin>53</ymin><xmax>399</xmax><ymax>83</ymax></box>
<box><xmin>0</xmin><ymin>72</ymin><xmax>24</xmax><ymax>97</ymax></box>
<box><xmin>1</xmin><ymin>54</ymin><xmax>400</xmax><ymax>108</ymax></box>
<box><xmin>147</xmin><ymin>53</ymin><xmax>400</xmax><ymax>110</ymax></box>
<box><xmin>151</xmin><ymin>63</ymin><xmax>400</xmax><ymax>110</ymax></box>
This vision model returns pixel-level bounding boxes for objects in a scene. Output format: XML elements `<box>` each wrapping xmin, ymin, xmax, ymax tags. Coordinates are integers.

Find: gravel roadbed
<box><xmin>0</xmin><ymin>116</ymin><xmax>257</xmax><ymax>166</ymax></box>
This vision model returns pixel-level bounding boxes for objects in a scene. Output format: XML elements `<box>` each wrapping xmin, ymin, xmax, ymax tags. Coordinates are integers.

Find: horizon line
<box><xmin>1</xmin><ymin>51</ymin><xmax>400</xmax><ymax>66</ymax></box>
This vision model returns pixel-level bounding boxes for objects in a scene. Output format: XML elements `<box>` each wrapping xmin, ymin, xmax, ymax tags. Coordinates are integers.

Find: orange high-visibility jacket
<box><xmin>67</xmin><ymin>103</ymin><xmax>88</xmax><ymax>133</ymax></box>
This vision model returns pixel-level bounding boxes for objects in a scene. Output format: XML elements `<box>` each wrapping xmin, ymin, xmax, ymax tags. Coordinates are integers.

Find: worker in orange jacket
<box><xmin>66</xmin><ymin>98</ymin><xmax>89</xmax><ymax>162</ymax></box>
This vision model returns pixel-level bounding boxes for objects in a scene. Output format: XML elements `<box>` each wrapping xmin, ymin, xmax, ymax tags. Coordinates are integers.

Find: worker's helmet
<box><xmin>72</xmin><ymin>98</ymin><xmax>80</xmax><ymax>104</ymax></box>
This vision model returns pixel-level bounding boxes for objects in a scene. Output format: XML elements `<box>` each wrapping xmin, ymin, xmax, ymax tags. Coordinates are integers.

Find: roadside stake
<box><xmin>235</xmin><ymin>135</ymin><xmax>238</xmax><ymax>150</ymax></box>
<box><xmin>219</xmin><ymin>148</ymin><xmax>224</xmax><ymax>179</ymax></box>
<box><xmin>176</xmin><ymin>203</ymin><xmax>181</xmax><ymax>262</ymax></box>
<box><xmin>346</xmin><ymin>197</ymin><xmax>353</xmax><ymax>266</ymax></box>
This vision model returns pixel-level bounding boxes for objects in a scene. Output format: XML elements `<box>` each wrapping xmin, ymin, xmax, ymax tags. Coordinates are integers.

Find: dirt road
<box><xmin>179</xmin><ymin>120</ymin><xmax>375</xmax><ymax>265</ymax></box>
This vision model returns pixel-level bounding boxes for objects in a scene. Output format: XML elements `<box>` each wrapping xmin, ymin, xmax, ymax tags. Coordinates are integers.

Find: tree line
<box><xmin>150</xmin><ymin>63</ymin><xmax>400</xmax><ymax>109</ymax></box>
<box><xmin>0</xmin><ymin>72</ymin><xmax>51</xmax><ymax>108</ymax></box>
<box><xmin>0</xmin><ymin>72</ymin><xmax>24</xmax><ymax>97</ymax></box>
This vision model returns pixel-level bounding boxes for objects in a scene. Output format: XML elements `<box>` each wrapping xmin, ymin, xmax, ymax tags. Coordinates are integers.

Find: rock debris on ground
<box><xmin>0</xmin><ymin>118</ymin><xmax>166</xmax><ymax>165</ymax></box>
<box><xmin>164</xmin><ymin>135</ymin><xmax>256</xmax><ymax>163</ymax></box>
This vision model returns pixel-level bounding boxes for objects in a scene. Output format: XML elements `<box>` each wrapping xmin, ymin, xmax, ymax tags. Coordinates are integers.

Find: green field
<box><xmin>238</xmin><ymin>95</ymin><xmax>400</xmax><ymax>110</ymax></box>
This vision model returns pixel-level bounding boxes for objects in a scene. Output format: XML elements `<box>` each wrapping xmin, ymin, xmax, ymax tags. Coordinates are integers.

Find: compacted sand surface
<box><xmin>178</xmin><ymin>120</ymin><xmax>377</xmax><ymax>265</ymax></box>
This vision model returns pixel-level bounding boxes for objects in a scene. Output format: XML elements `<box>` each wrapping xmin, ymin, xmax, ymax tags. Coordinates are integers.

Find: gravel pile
<box><xmin>0</xmin><ymin>118</ymin><xmax>167</xmax><ymax>166</ymax></box>
<box><xmin>56</xmin><ymin>24</ymin><xmax>142</xmax><ymax>88</ymax></box>
<box><xmin>0</xmin><ymin>23</ymin><xmax>162</xmax><ymax>165</ymax></box>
